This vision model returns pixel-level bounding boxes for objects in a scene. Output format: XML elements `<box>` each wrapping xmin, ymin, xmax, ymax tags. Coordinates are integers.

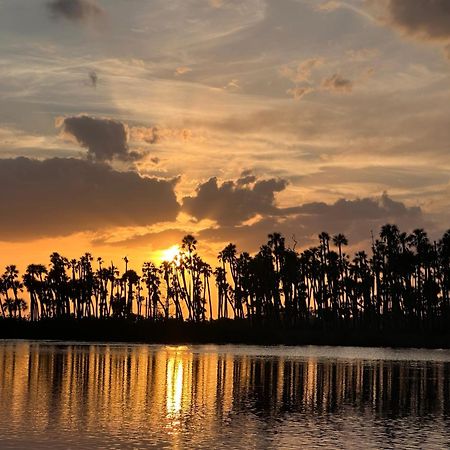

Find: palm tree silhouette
<box><xmin>0</xmin><ymin>224</ymin><xmax>448</xmax><ymax>342</ymax></box>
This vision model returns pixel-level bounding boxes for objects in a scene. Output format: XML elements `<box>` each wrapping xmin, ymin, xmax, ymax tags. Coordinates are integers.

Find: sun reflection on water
<box><xmin>0</xmin><ymin>342</ymin><xmax>449</xmax><ymax>449</ymax></box>
<box><xmin>166</xmin><ymin>352</ymin><xmax>184</xmax><ymax>418</ymax></box>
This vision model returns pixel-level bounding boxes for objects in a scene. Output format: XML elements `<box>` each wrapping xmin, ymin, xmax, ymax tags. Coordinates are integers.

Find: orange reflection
<box><xmin>0</xmin><ymin>342</ymin><xmax>448</xmax><ymax>449</ymax></box>
<box><xmin>166</xmin><ymin>351</ymin><xmax>184</xmax><ymax>418</ymax></box>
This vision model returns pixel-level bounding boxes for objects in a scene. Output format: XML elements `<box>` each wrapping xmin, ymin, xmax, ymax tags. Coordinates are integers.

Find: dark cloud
<box><xmin>0</xmin><ymin>157</ymin><xmax>179</xmax><ymax>240</ymax></box>
<box><xmin>284</xmin><ymin>193</ymin><xmax>422</xmax><ymax>226</ymax></box>
<box><xmin>198</xmin><ymin>193</ymin><xmax>429</xmax><ymax>252</ymax></box>
<box><xmin>58</xmin><ymin>116</ymin><xmax>193</xmax><ymax>161</ymax></box>
<box><xmin>236</xmin><ymin>173</ymin><xmax>257</xmax><ymax>186</ymax></box>
<box><xmin>382</xmin><ymin>0</ymin><xmax>450</xmax><ymax>41</ymax></box>
<box><xmin>181</xmin><ymin>177</ymin><xmax>425</xmax><ymax>245</ymax></box>
<box><xmin>88</xmin><ymin>70</ymin><xmax>98</xmax><ymax>87</ymax></box>
<box><xmin>182</xmin><ymin>176</ymin><xmax>288</xmax><ymax>226</ymax></box>
<box><xmin>47</xmin><ymin>0</ymin><xmax>104</xmax><ymax>22</ymax></box>
<box><xmin>321</xmin><ymin>74</ymin><xmax>353</xmax><ymax>93</ymax></box>
<box><xmin>91</xmin><ymin>179</ymin><xmax>431</xmax><ymax>253</ymax></box>
<box><xmin>57</xmin><ymin>115</ymin><xmax>140</xmax><ymax>162</ymax></box>
<box><xmin>368</xmin><ymin>0</ymin><xmax>450</xmax><ymax>58</ymax></box>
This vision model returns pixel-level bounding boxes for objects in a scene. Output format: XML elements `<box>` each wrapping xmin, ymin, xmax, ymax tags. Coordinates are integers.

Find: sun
<box><xmin>160</xmin><ymin>245</ymin><xmax>181</xmax><ymax>263</ymax></box>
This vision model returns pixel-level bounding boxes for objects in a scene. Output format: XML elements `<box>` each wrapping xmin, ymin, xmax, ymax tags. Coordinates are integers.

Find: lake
<box><xmin>0</xmin><ymin>341</ymin><xmax>449</xmax><ymax>449</ymax></box>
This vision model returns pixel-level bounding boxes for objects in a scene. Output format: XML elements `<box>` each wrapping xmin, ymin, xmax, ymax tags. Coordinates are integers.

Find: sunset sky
<box><xmin>0</xmin><ymin>0</ymin><xmax>449</xmax><ymax>269</ymax></box>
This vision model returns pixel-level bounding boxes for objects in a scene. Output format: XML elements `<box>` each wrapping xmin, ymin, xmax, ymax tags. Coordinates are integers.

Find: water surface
<box><xmin>1</xmin><ymin>341</ymin><xmax>450</xmax><ymax>449</ymax></box>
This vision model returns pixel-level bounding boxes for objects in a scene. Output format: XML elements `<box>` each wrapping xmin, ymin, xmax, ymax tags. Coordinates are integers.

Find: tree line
<box><xmin>0</xmin><ymin>225</ymin><xmax>449</xmax><ymax>329</ymax></box>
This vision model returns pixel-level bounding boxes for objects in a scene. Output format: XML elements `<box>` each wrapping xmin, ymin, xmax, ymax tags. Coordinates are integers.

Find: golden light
<box><xmin>166</xmin><ymin>356</ymin><xmax>184</xmax><ymax>417</ymax></box>
<box><xmin>160</xmin><ymin>245</ymin><xmax>180</xmax><ymax>263</ymax></box>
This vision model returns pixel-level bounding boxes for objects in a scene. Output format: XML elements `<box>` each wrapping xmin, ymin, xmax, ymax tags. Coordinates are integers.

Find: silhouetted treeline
<box><xmin>1</xmin><ymin>225</ymin><xmax>449</xmax><ymax>331</ymax></box>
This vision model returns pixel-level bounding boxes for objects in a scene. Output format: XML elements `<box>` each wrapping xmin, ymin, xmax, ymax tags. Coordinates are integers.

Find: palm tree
<box><xmin>122</xmin><ymin>269</ymin><xmax>140</xmax><ymax>317</ymax></box>
<box><xmin>218</xmin><ymin>243</ymin><xmax>239</xmax><ymax>317</ymax></box>
<box><xmin>48</xmin><ymin>253</ymin><xmax>69</xmax><ymax>317</ymax></box>
<box><xmin>214</xmin><ymin>267</ymin><xmax>229</xmax><ymax>319</ymax></box>
<box><xmin>332</xmin><ymin>233</ymin><xmax>348</xmax><ymax>315</ymax></box>
<box><xmin>332</xmin><ymin>233</ymin><xmax>348</xmax><ymax>262</ymax></box>
<box><xmin>23</xmin><ymin>264</ymin><xmax>47</xmax><ymax>321</ymax></box>
<box><xmin>2</xmin><ymin>266</ymin><xmax>23</xmax><ymax>318</ymax></box>
<box><xmin>142</xmin><ymin>262</ymin><xmax>162</xmax><ymax>319</ymax></box>
<box><xmin>200</xmin><ymin>261</ymin><xmax>213</xmax><ymax>320</ymax></box>
<box><xmin>182</xmin><ymin>235</ymin><xmax>197</xmax><ymax>255</ymax></box>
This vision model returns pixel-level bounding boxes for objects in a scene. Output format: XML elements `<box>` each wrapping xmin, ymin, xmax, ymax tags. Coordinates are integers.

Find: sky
<box><xmin>0</xmin><ymin>0</ymin><xmax>449</xmax><ymax>268</ymax></box>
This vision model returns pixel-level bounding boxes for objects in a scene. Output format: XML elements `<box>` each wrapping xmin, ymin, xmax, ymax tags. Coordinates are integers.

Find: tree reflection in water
<box><xmin>0</xmin><ymin>342</ymin><xmax>449</xmax><ymax>449</ymax></box>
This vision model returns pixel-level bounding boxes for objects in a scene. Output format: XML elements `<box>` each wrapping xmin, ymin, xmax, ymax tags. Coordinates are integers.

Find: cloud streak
<box><xmin>131</xmin><ymin>126</ymin><xmax>193</xmax><ymax>145</ymax></box>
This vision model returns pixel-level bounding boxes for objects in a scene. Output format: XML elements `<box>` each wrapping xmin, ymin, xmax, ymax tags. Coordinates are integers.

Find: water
<box><xmin>1</xmin><ymin>341</ymin><xmax>450</xmax><ymax>449</ymax></box>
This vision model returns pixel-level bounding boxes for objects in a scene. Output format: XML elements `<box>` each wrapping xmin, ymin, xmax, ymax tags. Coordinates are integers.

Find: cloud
<box><xmin>131</xmin><ymin>126</ymin><xmax>193</xmax><ymax>145</ymax></box>
<box><xmin>286</xmin><ymin>86</ymin><xmax>314</xmax><ymax>100</ymax></box>
<box><xmin>47</xmin><ymin>0</ymin><xmax>104</xmax><ymax>22</ymax></box>
<box><xmin>88</xmin><ymin>70</ymin><xmax>98</xmax><ymax>87</ymax></box>
<box><xmin>182</xmin><ymin>175</ymin><xmax>288</xmax><ymax>226</ymax></box>
<box><xmin>208</xmin><ymin>0</ymin><xmax>249</xmax><ymax>9</ymax></box>
<box><xmin>57</xmin><ymin>115</ymin><xmax>194</xmax><ymax>161</ymax></box>
<box><xmin>57</xmin><ymin>115</ymin><xmax>140</xmax><ymax>162</ymax></box>
<box><xmin>175</xmin><ymin>66</ymin><xmax>192</xmax><ymax>76</ymax></box>
<box><xmin>280</xmin><ymin>58</ymin><xmax>324</xmax><ymax>84</ymax></box>
<box><xmin>224</xmin><ymin>79</ymin><xmax>240</xmax><ymax>90</ymax></box>
<box><xmin>0</xmin><ymin>157</ymin><xmax>179</xmax><ymax>240</ymax></box>
<box><xmin>368</xmin><ymin>0</ymin><xmax>450</xmax><ymax>58</ymax></box>
<box><xmin>317</xmin><ymin>1</ymin><xmax>342</xmax><ymax>12</ymax></box>
<box><xmin>198</xmin><ymin>193</ymin><xmax>429</xmax><ymax>251</ymax></box>
<box><xmin>88</xmin><ymin>167</ymin><xmax>432</xmax><ymax>253</ymax></box>
<box><xmin>293</xmin><ymin>165</ymin><xmax>450</xmax><ymax>191</ymax></box>
<box><xmin>346</xmin><ymin>48</ymin><xmax>380</xmax><ymax>62</ymax></box>
<box><xmin>321</xmin><ymin>73</ymin><xmax>353</xmax><ymax>92</ymax></box>
<box><xmin>209</xmin><ymin>0</ymin><xmax>224</xmax><ymax>7</ymax></box>
<box><xmin>284</xmin><ymin>192</ymin><xmax>421</xmax><ymax>223</ymax></box>
<box><xmin>281</xmin><ymin>58</ymin><xmax>356</xmax><ymax>99</ymax></box>
<box><xmin>380</xmin><ymin>0</ymin><xmax>450</xmax><ymax>41</ymax></box>
<box><xmin>92</xmin><ymin>228</ymin><xmax>187</xmax><ymax>249</ymax></box>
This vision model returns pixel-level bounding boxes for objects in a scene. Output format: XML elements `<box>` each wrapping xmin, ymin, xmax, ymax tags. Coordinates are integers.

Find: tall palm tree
<box><xmin>332</xmin><ymin>233</ymin><xmax>348</xmax><ymax>262</ymax></box>
<box><xmin>122</xmin><ymin>269</ymin><xmax>140</xmax><ymax>317</ymax></box>
<box><xmin>142</xmin><ymin>262</ymin><xmax>162</xmax><ymax>319</ymax></box>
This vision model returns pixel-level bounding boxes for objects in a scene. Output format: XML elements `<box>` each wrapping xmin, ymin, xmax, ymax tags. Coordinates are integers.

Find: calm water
<box><xmin>1</xmin><ymin>342</ymin><xmax>450</xmax><ymax>449</ymax></box>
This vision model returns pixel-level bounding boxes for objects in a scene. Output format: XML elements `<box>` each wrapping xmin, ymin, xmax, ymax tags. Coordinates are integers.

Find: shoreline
<box><xmin>1</xmin><ymin>318</ymin><xmax>450</xmax><ymax>349</ymax></box>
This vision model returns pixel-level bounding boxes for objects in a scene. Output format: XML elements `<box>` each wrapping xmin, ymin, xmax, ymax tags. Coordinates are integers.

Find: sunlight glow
<box><xmin>160</xmin><ymin>245</ymin><xmax>181</xmax><ymax>263</ymax></box>
<box><xmin>166</xmin><ymin>354</ymin><xmax>184</xmax><ymax>417</ymax></box>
